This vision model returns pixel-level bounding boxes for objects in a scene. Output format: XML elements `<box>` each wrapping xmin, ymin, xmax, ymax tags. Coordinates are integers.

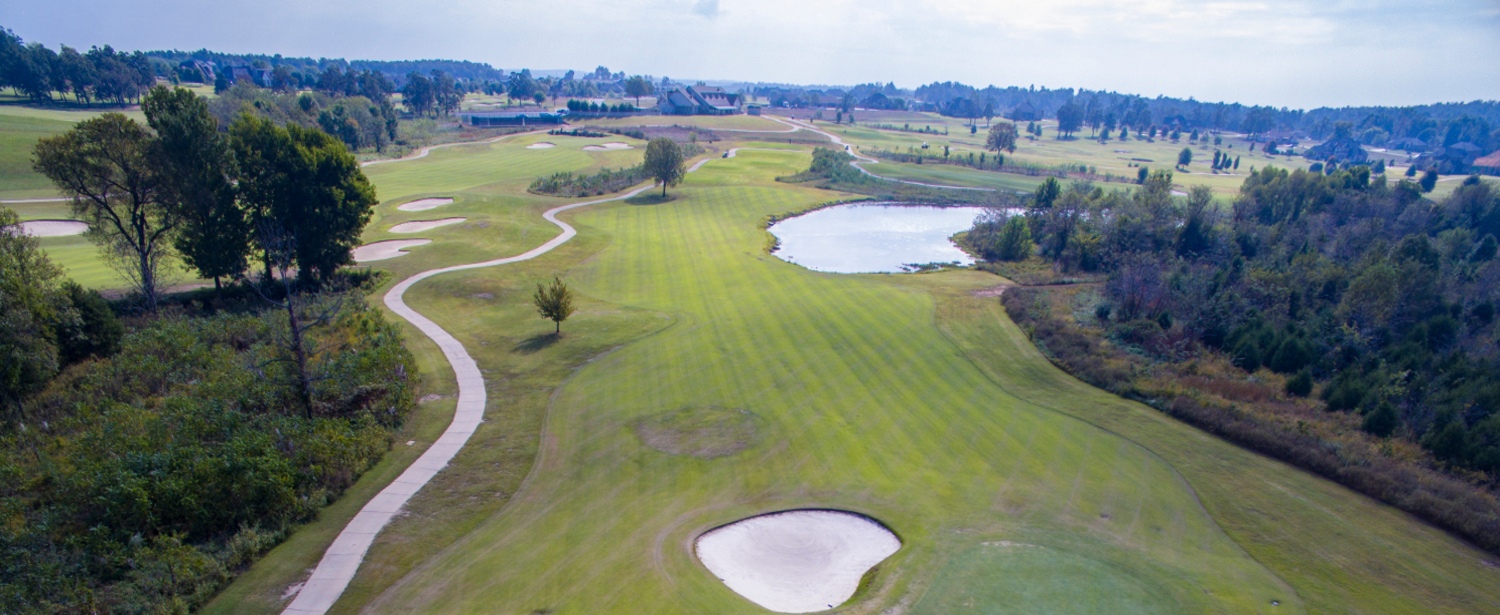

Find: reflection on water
<box><xmin>768</xmin><ymin>203</ymin><xmax>990</xmax><ymax>273</ymax></box>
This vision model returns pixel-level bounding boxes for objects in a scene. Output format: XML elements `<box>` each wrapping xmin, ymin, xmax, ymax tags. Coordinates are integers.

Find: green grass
<box><xmin>344</xmin><ymin>150</ymin><xmax>1298</xmax><ymax>614</ymax></box>
<box><xmin>910</xmin><ymin>542</ymin><xmax>1176</xmax><ymax>614</ymax></box>
<box><xmin>204</xmin><ymin>132</ymin><xmax>1500</xmax><ymax>615</ymax></box>
<box><xmin>0</xmin><ymin>113</ymin><xmax>74</xmax><ymax>200</ymax></box>
<box><xmin>861</xmin><ymin>159</ymin><xmax>1047</xmax><ymax>192</ymax></box>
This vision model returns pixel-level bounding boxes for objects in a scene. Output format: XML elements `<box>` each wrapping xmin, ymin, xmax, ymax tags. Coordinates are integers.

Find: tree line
<box><xmin>0</xmin><ymin>28</ymin><xmax>156</xmax><ymax>105</ymax></box>
<box><xmin>965</xmin><ymin>165</ymin><xmax>1500</xmax><ymax>554</ymax></box>
<box><xmin>31</xmin><ymin>86</ymin><xmax>377</xmax><ymax>313</ymax></box>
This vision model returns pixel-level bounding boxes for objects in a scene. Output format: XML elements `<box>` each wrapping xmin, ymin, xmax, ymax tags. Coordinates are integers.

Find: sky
<box><xmin>3</xmin><ymin>0</ymin><xmax>1498</xmax><ymax>109</ymax></box>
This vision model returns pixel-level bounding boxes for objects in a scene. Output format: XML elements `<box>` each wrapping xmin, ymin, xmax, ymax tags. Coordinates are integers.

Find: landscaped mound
<box><xmin>633</xmin><ymin>406</ymin><xmax>759</xmax><ymax>459</ymax></box>
<box><xmin>696</xmin><ymin>510</ymin><xmax>901</xmax><ymax>613</ymax></box>
<box><xmin>396</xmin><ymin>197</ymin><xmax>454</xmax><ymax>212</ymax></box>
<box><xmin>352</xmin><ymin>239</ymin><xmax>431</xmax><ymax>261</ymax></box>
<box><xmin>388</xmin><ymin>218</ymin><xmax>466</xmax><ymax>233</ymax></box>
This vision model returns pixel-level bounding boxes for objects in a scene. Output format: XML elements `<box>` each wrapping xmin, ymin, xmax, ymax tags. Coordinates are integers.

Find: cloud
<box><xmin>692</xmin><ymin>0</ymin><xmax>720</xmax><ymax>18</ymax></box>
<box><xmin>0</xmin><ymin>0</ymin><xmax>1495</xmax><ymax>107</ymax></box>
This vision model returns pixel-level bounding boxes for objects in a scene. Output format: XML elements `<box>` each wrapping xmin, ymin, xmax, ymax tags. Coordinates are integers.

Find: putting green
<box><xmin>910</xmin><ymin>542</ymin><xmax>1175</xmax><ymax>614</ymax></box>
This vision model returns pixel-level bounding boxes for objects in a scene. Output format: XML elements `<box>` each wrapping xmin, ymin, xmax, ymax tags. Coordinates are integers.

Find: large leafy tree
<box><xmin>231</xmin><ymin>114</ymin><xmax>377</xmax><ymax>286</ymax></box>
<box><xmin>1055</xmin><ymin>101</ymin><xmax>1084</xmax><ymax>138</ymax></box>
<box><xmin>143</xmin><ymin>86</ymin><xmax>249</xmax><ymax>292</ymax></box>
<box><xmin>624</xmin><ymin>75</ymin><xmax>654</xmax><ymax>107</ymax></box>
<box><xmin>986</xmin><ymin>122</ymin><xmax>1018</xmax><ymax>153</ymax></box>
<box><xmin>643</xmin><ymin>138</ymin><xmax>685</xmax><ymax>197</ymax></box>
<box><xmin>33</xmin><ymin>113</ymin><xmax>177</xmax><ymax>309</ymax></box>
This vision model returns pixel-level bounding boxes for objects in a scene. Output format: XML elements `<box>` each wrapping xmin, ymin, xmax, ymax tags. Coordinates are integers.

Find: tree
<box><xmin>1242</xmin><ymin>107</ymin><xmax>1276</xmax><ymax>137</ymax></box>
<box><xmin>996</xmin><ymin>216</ymin><xmax>1033</xmax><ymax>261</ymax></box>
<box><xmin>0</xmin><ymin>207</ymin><xmax>69</xmax><ymax>413</ymax></box>
<box><xmin>986</xmin><ymin>122</ymin><xmax>1018</xmax><ymax>153</ymax></box>
<box><xmin>142</xmin><ymin>86</ymin><xmax>249</xmax><ymax>292</ymax></box>
<box><xmin>1420</xmin><ymin>169</ymin><xmax>1439</xmax><ymax>193</ymax></box>
<box><xmin>643</xmin><ymin>138</ymin><xmax>685</xmax><ymax>197</ymax></box>
<box><xmin>1055</xmin><ymin>101</ymin><xmax>1084</xmax><ymax>138</ymax></box>
<box><xmin>401</xmin><ymin>72</ymin><xmax>434</xmax><ymax>116</ymax></box>
<box><xmin>33</xmin><ymin>113</ymin><xmax>177</xmax><ymax>309</ymax></box>
<box><xmin>507</xmin><ymin>70</ymin><xmax>538</xmax><ymax>103</ymax></box>
<box><xmin>231</xmin><ymin>115</ymin><xmax>377</xmax><ymax>286</ymax></box>
<box><xmin>533</xmin><ymin>277</ymin><xmax>577</xmax><ymax>334</ymax></box>
<box><xmin>1177</xmin><ymin>147</ymin><xmax>1193</xmax><ymax>168</ymax></box>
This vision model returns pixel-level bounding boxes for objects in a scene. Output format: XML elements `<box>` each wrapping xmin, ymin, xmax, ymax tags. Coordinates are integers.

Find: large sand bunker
<box><xmin>696</xmin><ymin>510</ymin><xmax>901</xmax><ymax>613</ymax></box>
<box><xmin>397</xmin><ymin>198</ymin><xmax>454</xmax><ymax>212</ymax></box>
<box><xmin>526</xmin><ymin>142</ymin><xmax>556</xmax><ymax>149</ymax></box>
<box><xmin>14</xmin><ymin>220</ymin><xmax>88</xmax><ymax>237</ymax></box>
<box><xmin>582</xmin><ymin>142</ymin><xmax>633</xmax><ymax>151</ymax></box>
<box><xmin>352</xmin><ymin>239</ymin><xmax>431</xmax><ymax>262</ymax></box>
<box><xmin>389</xmin><ymin>218</ymin><xmax>466</xmax><ymax>233</ymax></box>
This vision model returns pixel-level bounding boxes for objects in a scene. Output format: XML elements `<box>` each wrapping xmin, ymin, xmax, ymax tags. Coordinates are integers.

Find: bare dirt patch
<box><xmin>633</xmin><ymin>406</ymin><xmax>760</xmax><ymax>459</ymax></box>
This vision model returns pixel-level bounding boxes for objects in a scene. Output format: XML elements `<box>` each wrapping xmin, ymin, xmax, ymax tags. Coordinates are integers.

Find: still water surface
<box><xmin>768</xmin><ymin>203</ymin><xmax>990</xmax><ymax>273</ymax></box>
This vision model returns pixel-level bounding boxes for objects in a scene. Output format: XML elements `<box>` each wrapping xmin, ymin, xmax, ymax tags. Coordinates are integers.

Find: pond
<box><xmin>768</xmin><ymin>203</ymin><xmax>990</xmax><ymax>273</ymax></box>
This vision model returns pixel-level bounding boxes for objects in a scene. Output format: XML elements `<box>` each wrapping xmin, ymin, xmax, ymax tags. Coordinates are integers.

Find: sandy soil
<box><xmin>15</xmin><ymin>220</ymin><xmax>88</xmax><ymax>237</ymax></box>
<box><xmin>526</xmin><ymin>142</ymin><xmax>556</xmax><ymax>149</ymax></box>
<box><xmin>696</xmin><ymin>510</ymin><xmax>901</xmax><ymax>613</ymax></box>
<box><xmin>582</xmin><ymin>142</ymin><xmax>633</xmax><ymax>151</ymax></box>
<box><xmin>397</xmin><ymin>198</ymin><xmax>455</xmax><ymax>212</ymax></box>
<box><xmin>389</xmin><ymin>218</ymin><xmax>466</xmax><ymax>234</ymax></box>
<box><xmin>352</xmin><ymin>239</ymin><xmax>432</xmax><ymax>262</ymax></box>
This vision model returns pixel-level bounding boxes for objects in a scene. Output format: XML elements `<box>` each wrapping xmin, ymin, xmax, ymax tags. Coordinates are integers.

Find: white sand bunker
<box><xmin>582</xmin><ymin>142</ymin><xmax>633</xmax><ymax>151</ymax></box>
<box><xmin>352</xmin><ymin>239</ymin><xmax>431</xmax><ymax>262</ymax></box>
<box><xmin>388</xmin><ymin>218</ymin><xmax>466</xmax><ymax>233</ymax></box>
<box><xmin>696</xmin><ymin>510</ymin><xmax>901</xmax><ymax>613</ymax></box>
<box><xmin>397</xmin><ymin>198</ymin><xmax>454</xmax><ymax>212</ymax></box>
<box><xmin>526</xmin><ymin>142</ymin><xmax>556</xmax><ymax>149</ymax></box>
<box><xmin>15</xmin><ymin>220</ymin><xmax>88</xmax><ymax>237</ymax></box>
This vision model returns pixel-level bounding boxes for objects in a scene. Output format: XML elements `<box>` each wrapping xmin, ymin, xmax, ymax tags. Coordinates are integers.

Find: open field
<box><xmin>199</xmin><ymin>131</ymin><xmax>1500</xmax><ymax>615</ymax></box>
<box><xmin>799</xmin><ymin>114</ymin><xmax>1492</xmax><ymax>200</ymax></box>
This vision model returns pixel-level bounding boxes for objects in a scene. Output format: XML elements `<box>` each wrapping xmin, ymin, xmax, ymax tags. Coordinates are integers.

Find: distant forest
<box><xmin>144</xmin><ymin>49</ymin><xmax>507</xmax><ymax>84</ymax></box>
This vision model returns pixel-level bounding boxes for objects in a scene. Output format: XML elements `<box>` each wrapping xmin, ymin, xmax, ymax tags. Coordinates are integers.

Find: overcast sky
<box><xmin>3</xmin><ymin>0</ymin><xmax>1498</xmax><ymax>109</ymax></box>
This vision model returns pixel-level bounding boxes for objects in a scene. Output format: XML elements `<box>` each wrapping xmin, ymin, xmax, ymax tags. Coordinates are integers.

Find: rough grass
<box><xmin>0</xmin><ymin>113</ymin><xmax>74</xmax><ymax>200</ymax></box>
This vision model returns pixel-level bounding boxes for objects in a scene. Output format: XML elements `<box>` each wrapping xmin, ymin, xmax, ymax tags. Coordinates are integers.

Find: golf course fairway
<box><xmin>352</xmin><ymin>148</ymin><xmax>1292</xmax><ymax>614</ymax></box>
<box><xmin>212</xmin><ymin>136</ymin><xmax>1500</xmax><ymax>615</ymax></box>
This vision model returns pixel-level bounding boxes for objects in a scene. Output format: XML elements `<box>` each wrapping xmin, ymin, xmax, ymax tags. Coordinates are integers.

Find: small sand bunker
<box><xmin>697</xmin><ymin>510</ymin><xmax>901</xmax><ymax>613</ymax></box>
<box><xmin>389</xmin><ymin>218</ymin><xmax>466</xmax><ymax>233</ymax></box>
<box><xmin>397</xmin><ymin>198</ymin><xmax>454</xmax><ymax>212</ymax></box>
<box><xmin>14</xmin><ymin>220</ymin><xmax>88</xmax><ymax>237</ymax></box>
<box><xmin>582</xmin><ymin>142</ymin><xmax>633</xmax><ymax>151</ymax></box>
<box><xmin>526</xmin><ymin>142</ymin><xmax>556</xmax><ymax>149</ymax></box>
<box><xmin>634</xmin><ymin>406</ymin><xmax>759</xmax><ymax>459</ymax></box>
<box><xmin>352</xmin><ymin>239</ymin><xmax>431</xmax><ymax>262</ymax></box>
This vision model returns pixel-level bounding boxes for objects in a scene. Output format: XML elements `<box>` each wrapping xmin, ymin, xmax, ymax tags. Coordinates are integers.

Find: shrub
<box><xmin>1285</xmin><ymin>368</ymin><xmax>1314</xmax><ymax>397</ymax></box>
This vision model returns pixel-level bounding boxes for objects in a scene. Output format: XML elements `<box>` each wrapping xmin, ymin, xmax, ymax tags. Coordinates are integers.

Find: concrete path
<box><xmin>283</xmin><ymin>138</ymin><xmax>741</xmax><ymax>615</ymax></box>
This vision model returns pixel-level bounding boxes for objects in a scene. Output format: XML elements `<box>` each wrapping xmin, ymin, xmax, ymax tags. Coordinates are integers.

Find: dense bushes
<box><xmin>1002</xmin><ymin>287</ymin><xmax>1500</xmax><ymax>556</ymax></box>
<box><xmin>0</xmin><ymin>300</ymin><xmax>416</xmax><ymax>613</ymax></box>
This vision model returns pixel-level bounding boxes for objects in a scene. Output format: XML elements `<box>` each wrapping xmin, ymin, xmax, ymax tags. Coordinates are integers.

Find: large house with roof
<box><xmin>658</xmin><ymin>86</ymin><xmax>745</xmax><ymax>115</ymax></box>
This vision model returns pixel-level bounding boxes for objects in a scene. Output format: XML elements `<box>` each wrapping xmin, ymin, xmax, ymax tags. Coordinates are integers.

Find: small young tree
<box><xmin>1177</xmin><ymin>147</ymin><xmax>1193</xmax><ymax>168</ymax></box>
<box><xmin>643</xmin><ymin>138</ymin><xmax>685</xmax><ymax>197</ymax></box>
<box><xmin>533</xmin><ymin>277</ymin><xmax>577</xmax><ymax>334</ymax></box>
<box><xmin>1420</xmin><ymin>169</ymin><xmax>1439</xmax><ymax>193</ymax></box>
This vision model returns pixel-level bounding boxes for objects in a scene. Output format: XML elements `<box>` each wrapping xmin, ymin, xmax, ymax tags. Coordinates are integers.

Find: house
<box><xmin>223</xmin><ymin>65</ymin><xmax>273</xmax><ymax>87</ymax></box>
<box><xmin>1475</xmin><ymin>152</ymin><xmax>1500</xmax><ymax>176</ymax></box>
<box><xmin>657</xmin><ymin>86</ymin><xmax>745</xmax><ymax>115</ymax></box>
<box><xmin>1387</xmin><ymin>137</ymin><xmax>1427</xmax><ymax>152</ymax></box>
<box><xmin>1414</xmin><ymin>142</ymin><xmax>1488</xmax><ymax>174</ymax></box>
<box><xmin>177</xmin><ymin>60</ymin><xmax>215</xmax><ymax>83</ymax></box>
<box><xmin>1009</xmin><ymin>102</ymin><xmax>1038</xmax><ymax>121</ymax></box>
<box><xmin>747</xmin><ymin>104</ymin><xmax>762</xmax><ymax>116</ymax></box>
